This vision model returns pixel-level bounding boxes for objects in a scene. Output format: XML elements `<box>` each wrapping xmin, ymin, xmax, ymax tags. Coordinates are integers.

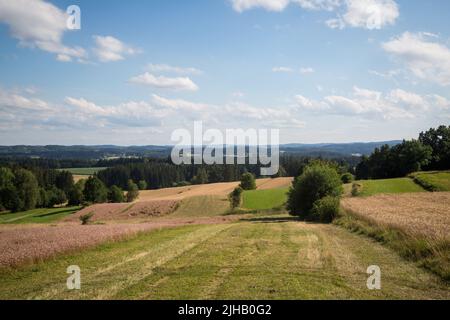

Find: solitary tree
<box><xmin>228</xmin><ymin>187</ymin><xmax>243</xmax><ymax>210</ymax></box>
<box><xmin>240</xmin><ymin>173</ymin><xmax>256</xmax><ymax>190</ymax></box>
<box><xmin>126</xmin><ymin>179</ymin><xmax>139</xmax><ymax>203</ymax></box>
<box><xmin>287</xmin><ymin>163</ymin><xmax>343</xmax><ymax>220</ymax></box>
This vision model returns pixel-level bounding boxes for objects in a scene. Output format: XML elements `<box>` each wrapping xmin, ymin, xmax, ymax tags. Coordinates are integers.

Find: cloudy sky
<box><xmin>0</xmin><ymin>0</ymin><xmax>449</xmax><ymax>145</ymax></box>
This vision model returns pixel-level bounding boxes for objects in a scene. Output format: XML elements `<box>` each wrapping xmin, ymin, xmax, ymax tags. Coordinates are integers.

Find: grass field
<box><xmin>0</xmin><ymin>216</ymin><xmax>448</xmax><ymax>300</ymax></box>
<box><xmin>60</xmin><ymin>167</ymin><xmax>107</xmax><ymax>176</ymax></box>
<box><xmin>171</xmin><ymin>195</ymin><xmax>230</xmax><ymax>217</ymax></box>
<box><xmin>0</xmin><ymin>206</ymin><xmax>81</xmax><ymax>224</ymax></box>
<box><xmin>409</xmin><ymin>171</ymin><xmax>450</xmax><ymax>192</ymax></box>
<box><xmin>356</xmin><ymin>178</ymin><xmax>426</xmax><ymax>196</ymax></box>
<box><xmin>242</xmin><ymin>188</ymin><xmax>289</xmax><ymax>210</ymax></box>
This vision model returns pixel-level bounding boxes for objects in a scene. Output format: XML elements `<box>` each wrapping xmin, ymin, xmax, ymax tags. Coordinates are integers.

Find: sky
<box><xmin>0</xmin><ymin>0</ymin><xmax>449</xmax><ymax>145</ymax></box>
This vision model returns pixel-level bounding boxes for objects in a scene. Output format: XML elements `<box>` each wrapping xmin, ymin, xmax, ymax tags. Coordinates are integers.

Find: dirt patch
<box><xmin>341</xmin><ymin>192</ymin><xmax>450</xmax><ymax>240</ymax></box>
<box><xmin>65</xmin><ymin>201</ymin><xmax>179</xmax><ymax>222</ymax></box>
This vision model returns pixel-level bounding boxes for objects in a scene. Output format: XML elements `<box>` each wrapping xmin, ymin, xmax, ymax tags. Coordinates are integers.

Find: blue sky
<box><xmin>0</xmin><ymin>0</ymin><xmax>449</xmax><ymax>145</ymax></box>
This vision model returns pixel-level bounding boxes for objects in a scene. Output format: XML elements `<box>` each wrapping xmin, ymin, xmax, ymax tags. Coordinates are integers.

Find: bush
<box><xmin>108</xmin><ymin>185</ymin><xmax>125</xmax><ymax>203</ymax></box>
<box><xmin>341</xmin><ymin>173</ymin><xmax>354</xmax><ymax>184</ymax></box>
<box><xmin>228</xmin><ymin>187</ymin><xmax>243</xmax><ymax>210</ymax></box>
<box><xmin>311</xmin><ymin>196</ymin><xmax>340</xmax><ymax>223</ymax></box>
<box><xmin>287</xmin><ymin>163</ymin><xmax>343</xmax><ymax>220</ymax></box>
<box><xmin>240</xmin><ymin>173</ymin><xmax>256</xmax><ymax>190</ymax></box>
<box><xmin>80</xmin><ymin>212</ymin><xmax>94</xmax><ymax>225</ymax></box>
<box><xmin>126</xmin><ymin>179</ymin><xmax>139</xmax><ymax>203</ymax></box>
<box><xmin>351</xmin><ymin>183</ymin><xmax>363</xmax><ymax>197</ymax></box>
<box><xmin>138</xmin><ymin>180</ymin><xmax>148</xmax><ymax>191</ymax></box>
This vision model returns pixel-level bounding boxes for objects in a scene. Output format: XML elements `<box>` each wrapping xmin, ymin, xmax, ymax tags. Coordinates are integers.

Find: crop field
<box><xmin>242</xmin><ymin>188</ymin><xmax>289</xmax><ymax>210</ymax></box>
<box><xmin>356</xmin><ymin>178</ymin><xmax>426</xmax><ymax>196</ymax></box>
<box><xmin>0</xmin><ymin>206</ymin><xmax>81</xmax><ymax>224</ymax></box>
<box><xmin>410</xmin><ymin>171</ymin><xmax>450</xmax><ymax>192</ymax></box>
<box><xmin>137</xmin><ymin>178</ymin><xmax>292</xmax><ymax>201</ymax></box>
<box><xmin>0</xmin><ymin>216</ymin><xmax>448</xmax><ymax>300</ymax></box>
<box><xmin>1</xmin><ymin>178</ymin><xmax>448</xmax><ymax>300</ymax></box>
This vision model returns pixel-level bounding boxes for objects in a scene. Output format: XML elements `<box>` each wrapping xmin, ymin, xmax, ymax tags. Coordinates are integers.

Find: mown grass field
<box><xmin>0</xmin><ymin>215</ymin><xmax>448</xmax><ymax>300</ymax></box>
<box><xmin>0</xmin><ymin>206</ymin><xmax>81</xmax><ymax>224</ymax></box>
<box><xmin>356</xmin><ymin>178</ymin><xmax>426</xmax><ymax>196</ymax></box>
<box><xmin>242</xmin><ymin>188</ymin><xmax>289</xmax><ymax>210</ymax></box>
<box><xmin>409</xmin><ymin>171</ymin><xmax>450</xmax><ymax>192</ymax></box>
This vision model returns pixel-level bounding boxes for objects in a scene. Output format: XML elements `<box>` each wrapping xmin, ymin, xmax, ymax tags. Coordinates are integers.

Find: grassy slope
<box><xmin>171</xmin><ymin>195</ymin><xmax>230</xmax><ymax>217</ymax></box>
<box><xmin>242</xmin><ymin>188</ymin><xmax>288</xmax><ymax>210</ymax></box>
<box><xmin>357</xmin><ymin>178</ymin><xmax>425</xmax><ymax>196</ymax></box>
<box><xmin>410</xmin><ymin>171</ymin><xmax>450</xmax><ymax>192</ymax></box>
<box><xmin>0</xmin><ymin>216</ymin><xmax>448</xmax><ymax>300</ymax></box>
<box><xmin>0</xmin><ymin>206</ymin><xmax>81</xmax><ymax>224</ymax></box>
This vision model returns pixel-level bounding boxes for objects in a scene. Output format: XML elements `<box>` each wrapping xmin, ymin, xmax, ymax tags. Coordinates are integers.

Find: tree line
<box><xmin>0</xmin><ymin>165</ymin><xmax>142</xmax><ymax>212</ymax></box>
<box><xmin>356</xmin><ymin>126</ymin><xmax>450</xmax><ymax>180</ymax></box>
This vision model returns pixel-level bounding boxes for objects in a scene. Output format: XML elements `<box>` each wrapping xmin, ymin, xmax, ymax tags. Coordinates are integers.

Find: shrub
<box><xmin>341</xmin><ymin>173</ymin><xmax>354</xmax><ymax>184</ymax></box>
<box><xmin>108</xmin><ymin>185</ymin><xmax>125</xmax><ymax>203</ymax></box>
<box><xmin>228</xmin><ymin>187</ymin><xmax>243</xmax><ymax>210</ymax></box>
<box><xmin>79</xmin><ymin>212</ymin><xmax>94</xmax><ymax>225</ymax></box>
<box><xmin>240</xmin><ymin>173</ymin><xmax>256</xmax><ymax>190</ymax></box>
<box><xmin>351</xmin><ymin>183</ymin><xmax>363</xmax><ymax>197</ymax></box>
<box><xmin>138</xmin><ymin>180</ymin><xmax>148</xmax><ymax>190</ymax></box>
<box><xmin>311</xmin><ymin>196</ymin><xmax>340</xmax><ymax>223</ymax></box>
<box><xmin>126</xmin><ymin>179</ymin><xmax>139</xmax><ymax>203</ymax></box>
<box><xmin>287</xmin><ymin>163</ymin><xmax>343</xmax><ymax>220</ymax></box>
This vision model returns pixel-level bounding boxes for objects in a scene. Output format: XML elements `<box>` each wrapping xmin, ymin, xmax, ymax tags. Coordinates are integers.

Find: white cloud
<box><xmin>129</xmin><ymin>72</ymin><xmax>199</xmax><ymax>91</ymax></box>
<box><xmin>272</xmin><ymin>66</ymin><xmax>294</xmax><ymax>73</ymax></box>
<box><xmin>231</xmin><ymin>0</ymin><xmax>399</xmax><ymax>30</ymax></box>
<box><xmin>300</xmin><ymin>67</ymin><xmax>315</xmax><ymax>74</ymax></box>
<box><xmin>293</xmin><ymin>86</ymin><xmax>439</xmax><ymax>120</ymax></box>
<box><xmin>340</xmin><ymin>0</ymin><xmax>399</xmax><ymax>30</ymax></box>
<box><xmin>231</xmin><ymin>0</ymin><xmax>290</xmax><ymax>12</ymax></box>
<box><xmin>382</xmin><ymin>32</ymin><xmax>450</xmax><ymax>86</ymax></box>
<box><xmin>0</xmin><ymin>88</ymin><xmax>51</xmax><ymax>111</ymax></box>
<box><xmin>147</xmin><ymin>64</ymin><xmax>202</xmax><ymax>75</ymax></box>
<box><xmin>0</xmin><ymin>0</ymin><xmax>86</xmax><ymax>61</ymax></box>
<box><xmin>93</xmin><ymin>35</ymin><xmax>139</xmax><ymax>62</ymax></box>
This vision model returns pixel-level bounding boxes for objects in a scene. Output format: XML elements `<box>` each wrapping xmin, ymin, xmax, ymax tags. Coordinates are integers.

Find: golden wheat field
<box><xmin>341</xmin><ymin>192</ymin><xmax>450</xmax><ymax>240</ymax></box>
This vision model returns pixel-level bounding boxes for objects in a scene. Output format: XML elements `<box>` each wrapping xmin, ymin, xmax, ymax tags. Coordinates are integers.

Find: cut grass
<box><xmin>242</xmin><ymin>187</ymin><xmax>288</xmax><ymax>210</ymax></box>
<box><xmin>59</xmin><ymin>167</ymin><xmax>107</xmax><ymax>176</ymax></box>
<box><xmin>171</xmin><ymin>195</ymin><xmax>230</xmax><ymax>217</ymax></box>
<box><xmin>409</xmin><ymin>171</ymin><xmax>450</xmax><ymax>192</ymax></box>
<box><xmin>356</xmin><ymin>178</ymin><xmax>426</xmax><ymax>196</ymax></box>
<box><xmin>0</xmin><ymin>216</ymin><xmax>448</xmax><ymax>300</ymax></box>
<box><xmin>0</xmin><ymin>206</ymin><xmax>81</xmax><ymax>224</ymax></box>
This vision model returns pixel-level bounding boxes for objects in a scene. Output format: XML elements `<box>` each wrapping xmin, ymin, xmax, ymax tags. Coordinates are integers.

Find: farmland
<box><xmin>0</xmin><ymin>176</ymin><xmax>449</xmax><ymax>299</ymax></box>
<box><xmin>1</xmin><ymin>216</ymin><xmax>448</xmax><ymax>300</ymax></box>
<box><xmin>0</xmin><ymin>206</ymin><xmax>81</xmax><ymax>224</ymax></box>
<box><xmin>242</xmin><ymin>188</ymin><xmax>289</xmax><ymax>210</ymax></box>
<box><xmin>409</xmin><ymin>171</ymin><xmax>450</xmax><ymax>192</ymax></box>
<box><xmin>353</xmin><ymin>178</ymin><xmax>426</xmax><ymax>196</ymax></box>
